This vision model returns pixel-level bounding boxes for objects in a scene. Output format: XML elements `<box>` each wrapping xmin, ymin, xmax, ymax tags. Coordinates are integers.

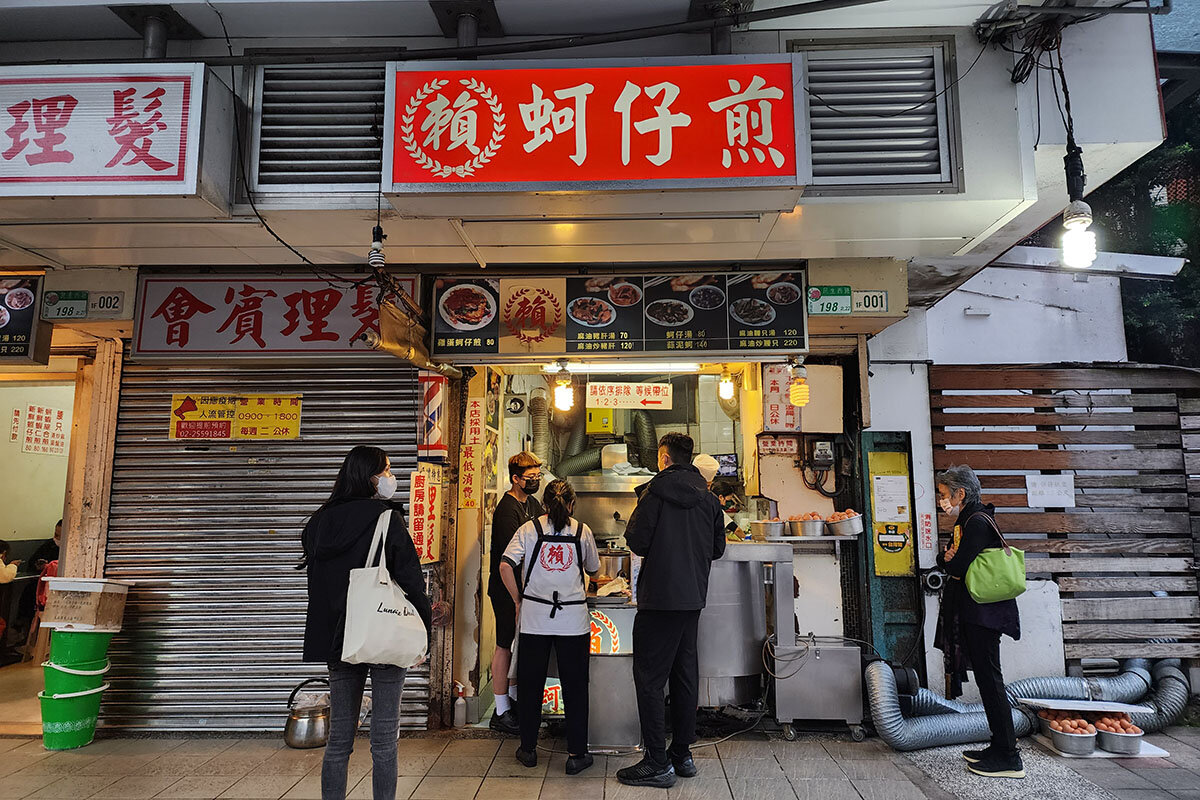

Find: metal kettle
<box><xmin>284</xmin><ymin>678</ymin><xmax>331</xmax><ymax>749</ymax></box>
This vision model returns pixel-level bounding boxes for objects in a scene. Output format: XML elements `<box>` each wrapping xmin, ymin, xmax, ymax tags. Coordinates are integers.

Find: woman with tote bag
<box><xmin>302</xmin><ymin>446</ymin><xmax>433</xmax><ymax>800</ymax></box>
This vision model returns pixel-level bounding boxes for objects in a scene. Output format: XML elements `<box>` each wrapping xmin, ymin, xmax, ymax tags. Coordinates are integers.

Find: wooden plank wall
<box><xmin>930</xmin><ymin>366</ymin><xmax>1200</xmax><ymax>662</ymax></box>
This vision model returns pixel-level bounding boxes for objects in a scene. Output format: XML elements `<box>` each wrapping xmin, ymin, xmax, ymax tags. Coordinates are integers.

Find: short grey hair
<box><xmin>936</xmin><ymin>465</ymin><xmax>982</xmax><ymax>505</ymax></box>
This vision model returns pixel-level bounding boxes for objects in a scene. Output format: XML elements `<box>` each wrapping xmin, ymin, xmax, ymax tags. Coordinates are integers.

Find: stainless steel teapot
<box><xmin>284</xmin><ymin>678</ymin><xmax>330</xmax><ymax>749</ymax></box>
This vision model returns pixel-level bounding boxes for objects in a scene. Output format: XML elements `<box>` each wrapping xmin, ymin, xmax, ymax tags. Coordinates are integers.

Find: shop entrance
<box><xmin>0</xmin><ymin>356</ymin><xmax>78</xmax><ymax>735</ymax></box>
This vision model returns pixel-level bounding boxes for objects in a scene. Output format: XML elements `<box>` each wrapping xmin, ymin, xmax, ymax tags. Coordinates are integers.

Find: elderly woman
<box><xmin>934</xmin><ymin>465</ymin><xmax>1023</xmax><ymax>780</ymax></box>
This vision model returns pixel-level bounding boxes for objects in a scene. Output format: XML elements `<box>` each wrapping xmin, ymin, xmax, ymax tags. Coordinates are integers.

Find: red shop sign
<box><xmin>386</xmin><ymin>57</ymin><xmax>805</xmax><ymax>191</ymax></box>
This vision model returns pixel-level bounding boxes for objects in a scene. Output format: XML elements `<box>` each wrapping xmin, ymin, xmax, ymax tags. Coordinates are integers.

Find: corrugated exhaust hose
<box><xmin>866</xmin><ymin>658</ymin><xmax>1190</xmax><ymax>752</ymax></box>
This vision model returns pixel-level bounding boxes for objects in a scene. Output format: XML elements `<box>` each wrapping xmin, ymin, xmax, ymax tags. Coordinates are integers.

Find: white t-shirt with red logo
<box><xmin>502</xmin><ymin>515</ymin><xmax>600</xmax><ymax>637</ymax></box>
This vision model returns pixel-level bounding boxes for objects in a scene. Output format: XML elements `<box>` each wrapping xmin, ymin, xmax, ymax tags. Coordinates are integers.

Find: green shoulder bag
<box><xmin>963</xmin><ymin>513</ymin><xmax>1026</xmax><ymax>604</ymax></box>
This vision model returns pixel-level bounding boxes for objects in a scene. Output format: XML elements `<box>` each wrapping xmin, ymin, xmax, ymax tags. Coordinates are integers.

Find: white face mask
<box><xmin>375</xmin><ymin>473</ymin><xmax>398</xmax><ymax>500</ymax></box>
<box><xmin>938</xmin><ymin>494</ymin><xmax>960</xmax><ymax>516</ymax></box>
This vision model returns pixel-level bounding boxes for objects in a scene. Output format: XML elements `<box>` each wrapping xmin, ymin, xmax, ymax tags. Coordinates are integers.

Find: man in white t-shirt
<box><xmin>499</xmin><ymin>479</ymin><xmax>600</xmax><ymax>776</ymax></box>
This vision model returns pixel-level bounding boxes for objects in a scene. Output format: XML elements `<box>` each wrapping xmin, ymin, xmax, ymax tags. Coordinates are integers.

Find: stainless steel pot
<box><xmin>285</xmin><ymin>678</ymin><xmax>330</xmax><ymax>749</ymax></box>
<box><xmin>596</xmin><ymin>549</ymin><xmax>631</xmax><ymax>580</ymax></box>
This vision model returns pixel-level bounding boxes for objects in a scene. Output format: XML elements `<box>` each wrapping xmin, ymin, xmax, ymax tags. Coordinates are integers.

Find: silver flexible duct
<box><xmin>867</xmin><ymin>658</ymin><xmax>1187</xmax><ymax>752</ymax></box>
<box><xmin>1129</xmin><ymin>660</ymin><xmax>1190</xmax><ymax>733</ymax></box>
<box><xmin>529</xmin><ymin>389</ymin><xmax>550</xmax><ymax>468</ymax></box>
<box><xmin>865</xmin><ymin>661</ymin><xmax>1034</xmax><ymax>751</ymax></box>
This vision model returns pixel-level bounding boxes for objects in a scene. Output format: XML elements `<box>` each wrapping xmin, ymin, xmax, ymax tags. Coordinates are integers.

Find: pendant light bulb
<box><xmin>1061</xmin><ymin>200</ymin><xmax>1096</xmax><ymax>269</ymax></box>
<box><xmin>553</xmin><ymin>364</ymin><xmax>574</xmax><ymax>412</ymax></box>
<box><xmin>718</xmin><ymin>367</ymin><xmax>735</xmax><ymax>401</ymax></box>
<box><xmin>788</xmin><ymin>362</ymin><xmax>809</xmax><ymax>407</ymax></box>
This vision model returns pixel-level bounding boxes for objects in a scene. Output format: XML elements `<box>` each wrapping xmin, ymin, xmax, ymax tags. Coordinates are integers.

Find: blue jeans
<box><xmin>322</xmin><ymin>662</ymin><xmax>407</xmax><ymax>800</ymax></box>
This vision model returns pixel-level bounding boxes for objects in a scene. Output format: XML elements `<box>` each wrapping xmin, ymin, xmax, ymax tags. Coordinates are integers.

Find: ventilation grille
<box><xmin>805</xmin><ymin>49</ymin><xmax>952</xmax><ymax>186</ymax></box>
<box><xmin>254</xmin><ymin>64</ymin><xmax>385</xmax><ymax>189</ymax></box>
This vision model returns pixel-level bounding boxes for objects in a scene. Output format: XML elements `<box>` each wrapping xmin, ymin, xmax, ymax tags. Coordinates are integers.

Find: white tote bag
<box><xmin>341</xmin><ymin>511</ymin><xmax>428</xmax><ymax>668</ymax></box>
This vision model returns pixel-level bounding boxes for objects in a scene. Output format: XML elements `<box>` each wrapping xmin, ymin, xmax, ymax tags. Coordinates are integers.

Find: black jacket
<box><xmin>626</xmin><ymin>464</ymin><xmax>726</xmax><ymax>611</ymax></box>
<box><xmin>937</xmin><ymin>501</ymin><xmax>1021</xmax><ymax>640</ymax></box>
<box><xmin>301</xmin><ymin>498</ymin><xmax>433</xmax><ymax>664</ymax></box>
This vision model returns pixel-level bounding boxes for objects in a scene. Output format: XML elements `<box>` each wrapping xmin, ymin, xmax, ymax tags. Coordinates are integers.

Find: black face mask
<box><xmin>522</xmin><ymin>478</ymin><xmax>541</xmax><ymax>494</ymax></box>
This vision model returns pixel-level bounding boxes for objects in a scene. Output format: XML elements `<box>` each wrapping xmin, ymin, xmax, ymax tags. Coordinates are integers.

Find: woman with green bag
<box><xmin>934</xmin><ymin>465</ymin><xmax>1024</xmax><ymax>780</ymax></box>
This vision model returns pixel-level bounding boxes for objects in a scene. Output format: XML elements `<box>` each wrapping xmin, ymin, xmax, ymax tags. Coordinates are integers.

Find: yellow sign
<box><xmin>869</xmin><ymin>450</ymin><xmax>914</xmax><ymax>577</ymax></box>
<box><xmin>169</xmin><ymin>393</ymin><xmax>302</xmax><ymax>441</ymax></box>
<box><xmin>586</xmin><ymin>407</ymin><xmax>613</xmax><ymax>434</ymax></box>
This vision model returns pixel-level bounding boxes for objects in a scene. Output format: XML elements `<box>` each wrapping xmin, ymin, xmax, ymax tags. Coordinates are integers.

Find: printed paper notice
<box><xmin>1026</xmin><ymin>474</ymin><xmax>1075</xmax><ymax>508</ymax></box>
<box><xmin>872</xmin><ymin>474</ymin><xmax>910</xmax><ymax>523</ymax></box>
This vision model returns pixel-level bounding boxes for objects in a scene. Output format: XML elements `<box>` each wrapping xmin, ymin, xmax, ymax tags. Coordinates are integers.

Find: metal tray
<box><xmin>1050</xmin><ymin>728</ymin><xmax>1096</xmax><ymax>756</ymax></box>
<box><xmin>1098</xmin><ymin>729</ymin><xmax>1143</xmax><ymax>755</ymax></box>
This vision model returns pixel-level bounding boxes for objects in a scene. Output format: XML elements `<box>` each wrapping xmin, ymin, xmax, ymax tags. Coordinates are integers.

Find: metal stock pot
<box><xmin>284</xmin><ymin>678</ymin><xmax>330</xmax><ymax>749</ymax></box>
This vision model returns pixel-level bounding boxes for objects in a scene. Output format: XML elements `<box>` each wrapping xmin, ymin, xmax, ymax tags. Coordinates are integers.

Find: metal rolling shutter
<box><xmin>102</xmin><ymin>362</ymin><xmax>428</xmax><ymax>731</ymax></box>
<box><xmin>252</xmin><ymin>64</ymin><xmax>386</xmax><ymax>190</ymax></box>
<box><xmin>804</xmin><ymin>46</ymin><xmax>953</xmax><ymax>186</ymax></box>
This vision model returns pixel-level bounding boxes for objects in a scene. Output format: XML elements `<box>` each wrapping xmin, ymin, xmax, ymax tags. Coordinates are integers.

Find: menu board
<box><xmin>0</xmin><ymin>275</ymin><xmax>45</xmax><ymax>361</ymax></box>
<box><xmin>432</xmin><ymin>270</ymin><xmax>806</xmax><ymax>361</ymax></box>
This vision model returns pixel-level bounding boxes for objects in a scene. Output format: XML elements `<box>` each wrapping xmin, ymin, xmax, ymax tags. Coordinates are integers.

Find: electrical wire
<box><xmin>204</xmin><ymin>1</ymin><xmax>377</xmax><ymax>293</ymax></box>
<box><xmin>803</xmin><ymin>42</ymin><xmax>988</xmax><ymax>120</ymax></box>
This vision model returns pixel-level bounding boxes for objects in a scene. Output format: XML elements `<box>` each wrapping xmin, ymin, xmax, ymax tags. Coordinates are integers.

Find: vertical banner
<box><xmin>409</xmin><ymin>462</ymin><xmax>444</xmax><ymax>564</ymax></box>
<box><xmin>869</xmin><ymin>450</ymin><xmax>915</xmax><ymax>577</ymax></box>
<box><xmin>418</xmin><ymin>371</ymin><xmax>449</xmax><ymax>460</ymax></box>
<box><xmin>761</xmin><ymin>363</ymin><xmax>801</xmax><ymax>433</ymax></box>
<box><xmin>458</xmin><ymin>373</ymin><xmax>487</xmax><ymax>511</ymax></box>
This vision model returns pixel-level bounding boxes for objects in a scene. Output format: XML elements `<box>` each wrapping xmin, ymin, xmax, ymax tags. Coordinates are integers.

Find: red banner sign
<box><xmin>388</xmin><ymin>58</ymin><xmax>802</xmax><ymax>190</ymax></box>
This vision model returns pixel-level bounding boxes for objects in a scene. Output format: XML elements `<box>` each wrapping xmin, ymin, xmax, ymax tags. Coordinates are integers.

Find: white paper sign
<box><xmin>761</xmin><ymin>363</ymin><xmax>801</xmax><ymax>433</ymax></box>
<box><xmin>1025</xmin><ymin>474</ymin><xmax>1075</xmax><ymax>508</ymax></box>
<box><xmin>21</xmin><ymin>403</ymin><xmax>68</xmax><ymax>456</ymax></box>
<box><xmin>585</xmin><ymin>382</ymin><xmax>673</xmax><ymax>410</ymax></box>
<box><xmin>872</xmin><ymin>474</ymin><xmax>910</xmax><ymax>523</ymax></box>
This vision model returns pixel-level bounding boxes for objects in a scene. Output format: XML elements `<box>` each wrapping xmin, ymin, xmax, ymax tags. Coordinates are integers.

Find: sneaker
<box><xmin>515</xmin><ymin>747</ymin><xmax>538</xmax><ymax>768</ymax></box>
<box><xmin>489</xmin><ymin>709</ymin><xmax>520</xmax><ymax>736</ymax></box>
<box><xmin>565</xmin><ymin>753</ymin><xmax>594</xmax><ymax>775</ymax></box>
<box><xmin>671</xmin><ymin>756</ymin><xmax>698</xmax><ymax>778</ymax></box>
<box><xmin>961</xmin><ymin>746</ymin><xmax>994</xmax><ymax>764</ymax></box>
<box><xmin>617</xmin><ymin>757</ymin><xmax>677</xmax><ymax>788</ymax></box>
<box><xmin>966</xmin><ymin>752</ymin><xmax>1025</xmax><ymax>779</ymax></box>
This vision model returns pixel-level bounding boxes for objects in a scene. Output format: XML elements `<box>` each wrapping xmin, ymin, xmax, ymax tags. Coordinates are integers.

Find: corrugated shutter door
<box><xmin>253</xmin><ymin>64</ymin><xmax>386</xmax><ymax>190</ymax></box>
<box><xmin>804</xmin><ymin>47</ymin><xmax>952</xmax><ymax>186</ymax></box>
<box><xmin>102</xmin><ymin>362</ymin><xmax>430</xmax><ymax>731</ymax></box>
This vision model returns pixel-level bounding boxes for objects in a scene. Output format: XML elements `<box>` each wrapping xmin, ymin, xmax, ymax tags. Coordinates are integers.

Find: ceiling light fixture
<box><xmin>553</xmin><ymin>361</ymin><xmax>574</xmax><ymax>412</ymax></box>
<box><xmin>788</xmin><ymin>356</ymin><xmax>810</xmax><ymax>408</ymax></box>
<box><xmin>541</xmin><ymin>361</ymin><xmax>701</xmax><ymax>375</ymax></box>
<box><xmin>718</xmin><ymin>367</ymin><xmax>735</xmax><ymax>401</ymax></box>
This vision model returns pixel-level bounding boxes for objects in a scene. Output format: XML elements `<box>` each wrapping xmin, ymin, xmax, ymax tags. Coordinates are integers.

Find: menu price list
<box><xmin>433</xmin><ymin>278</ymin><xmax>501</xmax><ymax>355</ymax></box>
<box><xmin>566</xmin><ymin>276</ymin><xmax>645</xmax><ymax>354</ymax></box>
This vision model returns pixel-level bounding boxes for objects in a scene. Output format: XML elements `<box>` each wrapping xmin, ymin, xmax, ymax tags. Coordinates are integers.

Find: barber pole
<box><xmin>418</xmin><ymin>371</ymin><xmax>448</xmax><ymax>460</ymax></box>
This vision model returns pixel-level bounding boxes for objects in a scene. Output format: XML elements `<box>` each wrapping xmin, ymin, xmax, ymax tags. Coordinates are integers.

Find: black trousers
<box><xmin>963</xmin><ymin>622</ymin><xmax>1017</xmax><ymax>757</ymax></box>
<box><xmin>632</xmin><ymin>609</ymin><xmax>700</xmax><ymax>765</ymax></box>
<box><xmin>516</xmin><ymin>632</ymin><xmax>590</xmax><ymax>756</ymax></box>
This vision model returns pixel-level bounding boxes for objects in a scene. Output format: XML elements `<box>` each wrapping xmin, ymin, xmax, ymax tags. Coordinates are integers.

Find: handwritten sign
<box><xmin>1025</xmin><ymin>474</ymin><xmax>1075</xmax><ymax>508</ymax></box>
<box><xmin>169</xmin><ymin>393</ymin><xmax>302</xmax><ymax>440</ymax></box>
<box><xmin>22</xmin><ymin>404</ymin><xmax>68</xmax><ymax>456</ymax></box>
<box><xmin>409</xmin><ymin>463</ymin><xmax>444</xmax><ymax>564</ymax></box>
<box><xmin>762</xmin><ymin>363</ymin><xmax>801</xmax><ymax>433</ymax></box>
<box><xmin>585</xmin><ymin>382</ymin><xmax>673</xmax><ymax>410</ymax></box>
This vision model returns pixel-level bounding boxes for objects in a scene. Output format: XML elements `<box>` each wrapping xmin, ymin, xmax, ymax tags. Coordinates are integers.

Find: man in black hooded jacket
<box><xmin>617</xmin><ymin>433</ymin><xmax>726</xmax><ymax>789</ymax></box>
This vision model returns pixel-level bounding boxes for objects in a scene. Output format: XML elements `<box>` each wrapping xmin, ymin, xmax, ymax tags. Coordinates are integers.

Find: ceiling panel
<box><xmin>0</xmin><ymin>7</ymin><xmax>139</xmax><ymax>41</ymax></box>
<box><xmin>495</xmin><ymin>0</ymin><xmax>691</xmax><ymax>35</ymax></box>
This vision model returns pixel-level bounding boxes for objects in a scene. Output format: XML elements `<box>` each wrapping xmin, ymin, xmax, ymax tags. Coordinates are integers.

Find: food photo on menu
<box><xmin>565</xmin><ymin>276</ymin><xmax>645</xmax><ymax>353</ymax></box>
<box><xmin>642</xmin><ymin>274</ymin><xmax>730</xmax><ymax>352</ymax></box>
<box><xmin>434</xmin><ymin>278</ymin><xmax>501</xmax><ymax>354</ymax></box>
<box><xmin>726</xmin><ymin>272</ymin><xmax>805</xmax><ymax>349</ymax></box>
<box><xmin>0</xmin><ymin>278</ymin><xmax>39</xmax><ymax>354</ymax></box>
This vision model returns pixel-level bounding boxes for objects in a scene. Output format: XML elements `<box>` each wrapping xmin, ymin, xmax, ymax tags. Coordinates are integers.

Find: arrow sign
<box><xmin>586</xmin><ymin>382</ymin><xmax>674</xmax><ymax>410</ymax></box>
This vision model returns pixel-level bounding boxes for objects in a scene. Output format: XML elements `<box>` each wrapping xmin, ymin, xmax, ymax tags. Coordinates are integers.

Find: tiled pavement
<box><xmin>1</xmin><ymin>727</ymin><xmax>1198</xmax><ymax>800</ymax></box>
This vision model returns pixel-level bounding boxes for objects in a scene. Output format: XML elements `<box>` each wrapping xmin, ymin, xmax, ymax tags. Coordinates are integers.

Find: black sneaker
<box><xmin>490</xmin><ymin>709</ymin><xmax>520</xmax><ymax>736</ymax></box>
<box><xmin>617</xmin><ymin>757</ymin><xmax>676</xmax><ymax>788</ymax></box>
<box><xmin>672</xmin><ymin>756</ymin><xmax>698</xmax><ymax>778</ymax></box>
<box><xmin>967</xmin><ymin>752</ymin><xmax>1025</xmax><ymax>779</ymax></box>
<box><xmin>515</xmin><ymin>747</ymin><xmax>538</xmax><ymax>768</ymax></box>
<box><xmin>565</xmin><ymin>753</ymin><xmax>594</xmax><ymax>775</ymax></box>
<box><xmin>962</xmin><ymin>746</ymin><xmax>995</xmax><ymax>764</ymax></box>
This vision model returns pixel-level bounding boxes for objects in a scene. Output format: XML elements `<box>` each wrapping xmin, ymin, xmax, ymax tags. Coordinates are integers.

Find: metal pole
<box><xmin>457</xmin><ymin>13</ymin><xmax>480</xmax><ymax>48</ymax></box>
<box><xmin>142</xmin><ymin>15</ymin><xmax>168</xmax><ymax>60</ymax></box>
<box><xmin>711</xmin><ymin>24</ymin><xmax>732</xmax><ymax>55</ymax></box>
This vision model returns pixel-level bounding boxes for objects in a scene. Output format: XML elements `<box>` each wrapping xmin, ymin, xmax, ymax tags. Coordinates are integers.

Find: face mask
<box><xmin>375</xmin><ymin>474</ymin><xmax>398</xmax><ymax>500</ymax></box>
<box><xmin>938</xmin><ymin>497</ymin><xmax>958</xmax><ymax>515</ymax></box>
<box><xmin>523</xmin><ymin>478</ymin><xmax>541</xmax><ymax>494</ymax></box>
<box><xmin>722</xmin><ymin>498</ymin><xmax>738</xmax><ymax>512</ymax></box>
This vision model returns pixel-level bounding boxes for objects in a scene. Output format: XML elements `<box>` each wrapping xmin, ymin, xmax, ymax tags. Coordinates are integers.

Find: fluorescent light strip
<box><xmin>541</xmin><ymin>361</ymin><xmax>701</xmax><ymax>374</ymax></box>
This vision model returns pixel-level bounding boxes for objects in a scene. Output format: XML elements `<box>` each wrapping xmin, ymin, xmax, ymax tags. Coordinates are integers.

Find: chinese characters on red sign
<box><xmin>391</xmin><ymin>59</ymin><xmax>800</xmax><ymax>189</ymax></box>
<box><xmin>21</xmin><ymin>404</ymin><xmax>68</xmax><ymax>456</ymax></box>
<box><xmin>0</xmin><ymin>65</ymin><xmax>203</xmax><ymax>195</ymax></box>
<box><xmin>135</xmin><ymin>276</ymin><xmax>417</xmax><ymax>356</ymax></box>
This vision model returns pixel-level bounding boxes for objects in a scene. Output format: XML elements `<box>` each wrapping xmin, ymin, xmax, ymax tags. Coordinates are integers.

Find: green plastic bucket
<box><xmin>48</xmin><ymin>632</ymin><xmax>114</xmax><ymax>666</ymax></box>
<box><xmin>43</xmin><ymin>660</ymin><xmax>109</xmax><ymax>695</ymax></box>
<box><xmin>39</xmin><ymin>683</ymin><xmax>107</xmax><ymax>751</ymax></box>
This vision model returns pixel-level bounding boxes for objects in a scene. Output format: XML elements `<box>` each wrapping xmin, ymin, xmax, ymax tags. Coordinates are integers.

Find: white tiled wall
<box><xmin>696</xmin><ymin>375</ymin><xmax>739</xmax><ymax>456</ymax></box>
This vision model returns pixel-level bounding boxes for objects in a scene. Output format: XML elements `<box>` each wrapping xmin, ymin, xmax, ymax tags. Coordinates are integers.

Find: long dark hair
<box><xmin>544</xmin><ymin>479</ymin><xmax>576</xmax><ymax>532</ymax></box>
<box><xmin>319</xmin><ymin>446</ymin><xmax>388</xmax><ymax>514</ymax></box>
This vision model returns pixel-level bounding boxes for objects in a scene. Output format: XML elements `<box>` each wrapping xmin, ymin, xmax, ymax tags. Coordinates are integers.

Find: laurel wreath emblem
<box><xmin>399</xmin><ymin>77</ymin><xmax>506</xmax><ymax>178</ymax></box>
<box><xmin>503</xmin><ymin>288</ymin><xmax>563</xmax><ymax>345</ymax></box>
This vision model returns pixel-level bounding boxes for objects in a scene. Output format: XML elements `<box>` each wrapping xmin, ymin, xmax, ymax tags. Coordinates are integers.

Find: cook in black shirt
<box><xmin>487</xmin><ymin>451</ymin><xmax>544</xmax><ymax>735</ymax></box>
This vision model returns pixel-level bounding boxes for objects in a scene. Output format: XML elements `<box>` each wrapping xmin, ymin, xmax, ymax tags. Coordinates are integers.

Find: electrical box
<box><xmin>809</xmin><ymin>439</ymin><xmax>835</xmax><ymax>470</ymax></box>
<box><xmin>587</xmin><ymin>407</ymin><xmax>613</xmax><ymax>434</ymax></box>
<box><xmin>800</xmin><ymin>364</ymin><xmax>843</xmax><ymax>434</ymax></box>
